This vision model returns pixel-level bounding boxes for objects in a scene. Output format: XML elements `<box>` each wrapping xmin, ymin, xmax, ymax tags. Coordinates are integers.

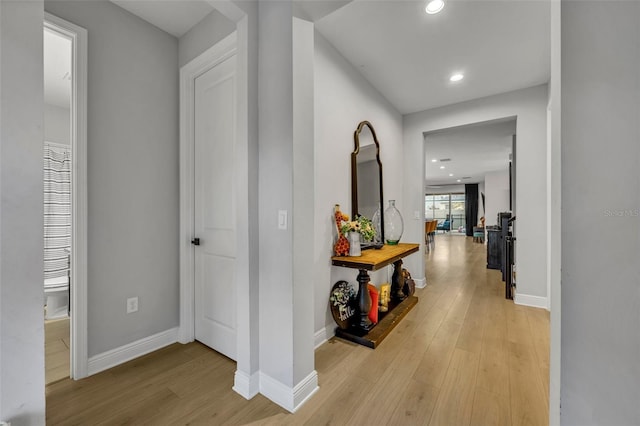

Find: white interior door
<box><xmin>194</xmin><ymin>54</ymin><xmax>237</xmax><ymax>360</ymax></box>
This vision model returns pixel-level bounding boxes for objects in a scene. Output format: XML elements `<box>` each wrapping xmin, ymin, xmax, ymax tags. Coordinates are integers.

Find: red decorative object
<box><xmin>333</xmin><ymin>204</ymin><xmax>350</xmax><ymax>256</ymax></box>
<box><xmin>368</xmin><ymin>284</ymin><xmax>379</xmax><ymax>324</ymax></box>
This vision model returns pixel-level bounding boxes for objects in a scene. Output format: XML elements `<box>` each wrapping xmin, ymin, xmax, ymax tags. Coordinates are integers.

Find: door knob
<box><xmin>191</xmin><ymin>238</ymin><xmax>200</xmax><ymax>246</ymax></box>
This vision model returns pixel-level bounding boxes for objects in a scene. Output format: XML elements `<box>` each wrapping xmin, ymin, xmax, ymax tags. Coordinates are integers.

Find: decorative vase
<box><xmin>348</xmin><ymin>232</ymin><xmax>362</xmax><ymax>256</ymax></box>
<box><xmin>384</xmin><ymin>199</ymin><xmax>404</xmax><ymax>245</ymax></box>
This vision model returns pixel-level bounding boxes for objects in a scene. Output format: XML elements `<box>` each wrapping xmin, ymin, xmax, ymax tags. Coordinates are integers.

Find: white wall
<box><xmin>548</xmin><ymin>0</ymin><xmax>561</xmax><ymax>422</ymax></box>
<box><xmin>484</xmin><ymin>169</ymin><xmax>510</xmax><ymax>227</ymax></box>
<box><xmin>314</xmin><ymin>31</ymin><xmax>404</xmax><ymax>342</ymax></box>
<box><xmin>44</xmin><ymin>1</ymin><xmax>180</xmax><ymax>357</ymax></box>
<box><xmin>257</xmin><ymin>4</ymin><xmax>318</xmax><ymax>410</ymax></box>
<box><xmin>426</xmin><ymin>184</ymin><xmax>465</xmax><ymax>195</ymax></box>
<box><xmin>478</xmin><ymin>181</ymin><xmax>486</xmax><ymax>221</ymax></box>
<box><xmin>562</xmin><ymin>2</ymin><xmax>640</xmax><ymax>424</ymax></box>
<box><xmin>0</xmin><ymin>1</ymin><xmax>46</xmax><ymax>423</ymax></box>
<box><xmin>404</xmin><ymin>85</ymin><xmax>548</xmax><ymax>305</ymax></box>
<box><xmin>178</xmin><ymin>9</ymin><xmax>235</xmax><ymax>68</ymax></box>
<box><xmin>292</xmin><ymin>14</ymin><xmax>316</xmax><ymax>390</ymax></box>
<box><xmin>44</xmin><ymin>103</ymin><xmax>70</xmax><ymax>145</ymax></box>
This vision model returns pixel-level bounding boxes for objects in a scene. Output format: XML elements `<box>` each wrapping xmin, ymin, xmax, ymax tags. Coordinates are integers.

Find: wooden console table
<box><xmin>331</xmin><ymin>243</ymin><xmax>419</xmax><ymax>348</ymax></box>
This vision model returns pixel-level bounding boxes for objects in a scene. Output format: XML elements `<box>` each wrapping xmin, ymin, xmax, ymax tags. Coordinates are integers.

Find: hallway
<box><xmin>46</xmin><ymin>235</ymin><xmax>549</xmax><ymax>425</ymax></box>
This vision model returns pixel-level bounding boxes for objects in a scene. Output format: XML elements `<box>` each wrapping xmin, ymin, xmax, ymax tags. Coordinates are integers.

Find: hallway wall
<box><xmin>178</xmin><ymin>8</ymin><xmax>235</xmax><ymax>68</ymax></box>
<box><xmin>0</xmin><ymin>0</ymin><xmax>46</xmax><ymax>423</ymax></box>
<box><xmin>484</xmin><ymin>169</ymin><xmax>510</xmax><ymax>228</ymax></box>
<box><xmin>44</xmin><ymin>1</ymin><xmax>180</xmax><ymax>358</ymax></box>
<box><xmin>313</xmin><ymin>30</ymin><xmax>404</xmax><ymax>342</ymax></box>
<box><xmin>561</xmin><ymin>2</ymin><xmax>640</xmax><ymax>424</ymax></box>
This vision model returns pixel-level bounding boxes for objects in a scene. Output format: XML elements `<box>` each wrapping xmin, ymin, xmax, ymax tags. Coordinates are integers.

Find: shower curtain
<box><xmin>44</xmin><ymin>142</ymin><xmax>71</xmax><ymax>281</ymax></box>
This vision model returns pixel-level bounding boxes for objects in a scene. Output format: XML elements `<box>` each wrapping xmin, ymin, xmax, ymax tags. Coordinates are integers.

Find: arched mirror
<box><xmin>352</xmin><ymin>121</ymin><xmax>384</xmax><ymax>247</ymax></box>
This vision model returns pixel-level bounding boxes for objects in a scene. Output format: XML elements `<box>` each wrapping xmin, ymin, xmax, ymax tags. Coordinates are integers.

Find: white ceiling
<box><xmin>103</xmin><ymin>0</ymin><xmax>551</xmax><ymax>115</ymax></box>
<box><xmin>110</xmin><ymin>1</ymin><xmax>215</xmax><ymax>38</ymax></box>
<box><xmin>425</xmin><ymin>119</ymin><xmax>515</xmax><ymax>187</ymax></box>
<box><xmin>44</xmin><ymin>28</ymin><xmax>72</xmax><ymax>108</ymax></box>
<box><xmin>315</xmin><ymin>0</ymin><xmax>550</xmax><ymax>115</ymax></box>
<box><xmin>313</xmin><ymin>1</ymin><xmax>549</xmax><ymax>188</ymax></box>
<box><xmin>74</xmin><ymin>1</ymin><xmax>550</xmax><ymax>187</ymax></box>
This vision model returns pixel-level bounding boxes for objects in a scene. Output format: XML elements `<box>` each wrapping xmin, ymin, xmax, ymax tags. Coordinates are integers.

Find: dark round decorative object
<box><xmin>402</xmin><ymin>268</ymin><xmax>416</xmax><ymax>297</ymax></box>
<box><xmin>329</xmin><ymin>280</ymin><xmax>357</xmax><ymax>329</ymax></box>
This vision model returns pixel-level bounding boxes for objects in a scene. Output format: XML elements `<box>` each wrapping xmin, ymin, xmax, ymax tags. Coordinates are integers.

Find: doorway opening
<box><xmin>44</xmin><ymin>13</ymin><xmax>88</xmax><ymax>382</ymax></box>
<box><xmin>425</xmin><ymin>117</ymin><xmax>516</xmax><ymax>240</ymax></box>
<box><xmin>424</xmin><ymin>118</ymin><xmax>516</xmax><ymax>259</ymax></box>
<box><xmin>43</xmin><ymin>24</ymin><xmax>72</xmax><ymax>384</ymax></box>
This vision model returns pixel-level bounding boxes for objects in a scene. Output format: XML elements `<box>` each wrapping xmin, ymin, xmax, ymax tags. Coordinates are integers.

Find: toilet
<box><xmin>44</xmin><ymin>275</ymin><xmax>69</xmax><ymax>320</ymax></box>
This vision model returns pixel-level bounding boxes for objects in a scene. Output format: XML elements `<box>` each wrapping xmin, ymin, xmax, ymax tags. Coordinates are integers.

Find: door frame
<box><xmin>44</xmin><ymin>12</ymin><xmax>89</xmax><ymax>379</ymax></box>
<box><xmin>179</xmin><ymin>32</ymin><xmax>238</xmax><ymax>344</ymax></box>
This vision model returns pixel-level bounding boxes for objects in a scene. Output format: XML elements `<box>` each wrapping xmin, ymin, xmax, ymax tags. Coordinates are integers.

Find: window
<box><xmin>425</xmin><ymin>193</ymin><xmax>466</xmax><ymax>234</ymax></box>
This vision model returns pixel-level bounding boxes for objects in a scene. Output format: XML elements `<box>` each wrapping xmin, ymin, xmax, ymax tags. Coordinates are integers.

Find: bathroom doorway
<box><xmin>44</xmin><ymin>13</ymin><xmax>88</xmax><ymax>383</ymax></box>
<box><xmin>43</xmin><ymin>23</ymin><xmax>72</xmax><ymax>385</ymax></box>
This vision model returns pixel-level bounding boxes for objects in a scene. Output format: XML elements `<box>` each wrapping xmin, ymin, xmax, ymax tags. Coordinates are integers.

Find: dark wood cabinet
<box><xmin>487</xmin><ymin>229</ymin><xmax>501</xmax><ymax>270</ymax></box>
<box><xmin>487</xmin><ymin>213</ymin><xmax>515</xmax><ymax>299</ymax></box>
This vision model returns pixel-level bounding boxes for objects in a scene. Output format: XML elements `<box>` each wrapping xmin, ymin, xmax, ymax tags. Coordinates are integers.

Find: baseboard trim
<box><xmin>314</xmin><ymin>325</ymin><xmax>336</xmax><ymax>349</ymax></box>
<box><xmin>233</xmin><ymin>369</ymin><xmax>260</xmax><ymax>400</ymax></box>
<box><xmin>260</xmin><ymin>370</ymin><xmax>319</xmax><ymax>413</ymax></box>
<box><xmin>87</xmin><ymin>327</ymin><xmax>178</xmax><ymax>376</ymax></box>
<box><xmin>414</xmin><ymin>277</ymin><xmax>427</xmax><ymax>289</ymax></box>
<box><xmin>514</xmin><ymin>293</ymin><xmax>548</xmax><ymax>310</ymax></box>
<box><xmin>293</xmin><ymin>370</ymin><xmax>320</xmax><ymax>411</ymax></box>
<box><xmin>314</xmin><ymin>328</ymin><xmax>327</xmax><ymax>349</ymax></box>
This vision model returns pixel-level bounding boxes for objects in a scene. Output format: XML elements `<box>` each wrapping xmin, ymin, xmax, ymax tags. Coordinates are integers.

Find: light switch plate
<box><xmin>127</xmin><ymin>297</ymin><xmax>138</xmax><ymax>314</ymax></box>
<box><xmin>278</xmin><ymin>210</ymin><xmax>288</xmax><ymax>230</ymax></box>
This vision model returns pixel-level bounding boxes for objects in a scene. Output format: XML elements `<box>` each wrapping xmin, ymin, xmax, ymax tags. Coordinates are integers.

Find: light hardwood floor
<box><xmin>45</xmin><ymin>317</ymin><xmax>70</xmax><ymax>385</ymax></box>
<box><xmin>46</xmin><ymin>234</ymin><xmax>549</xmax><ymax>425</ymax></box>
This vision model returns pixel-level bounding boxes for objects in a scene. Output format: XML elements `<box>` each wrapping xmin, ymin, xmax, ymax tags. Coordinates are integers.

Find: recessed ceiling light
<box><xmin>440</xmin><ymin>166</ymin><xmax>445</xmax><ymax>169</ymax></box>
<box><xmin>431</xmin><ymin>158</ymin><xmax>437</xmax><ymax>163</ymax></box>
<box><xmin>425</xmin><ymin>0</ymin><xmax>444</xmax><ymax>15</ymax></box>
<box><xmin>450</xmin><ymin>73</ymin><xmax>464</xmax><ymax>82</ymax></box>
<box><xmin>457</xmin><ymin>179</ymin><xmax>461</xmax><ymax>182</ymax></box>
<box><xmin>449</xmin><ymin>173</ymin><xmax>453</xmax><ymax>177</ymax></box>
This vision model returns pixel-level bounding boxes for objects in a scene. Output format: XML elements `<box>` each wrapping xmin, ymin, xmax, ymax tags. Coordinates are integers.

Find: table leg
<box><xmin>355</xmin><ymin>269</ymin><xmax>373</xmax><ymax>332</ymax></box>
<box><xmin>391</xmin><ymin>259</ymin><xmax>406</xmax><ymax>302</ymax></box>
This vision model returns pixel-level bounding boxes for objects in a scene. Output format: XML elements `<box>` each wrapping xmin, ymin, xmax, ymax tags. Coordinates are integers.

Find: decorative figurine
<box><xmin>402</xmin><ymin>268</ymin><xmax>416</xmax><ymax>297</ymax></box>
<box><xmin>378</xmin><ymin>283</ymin><xmax>391</xmax><ymax>312</ymax></box>
<box><xmin>333</xmin><ymin>204</ymin><xmax>350</xmax><ymax>256</ymax></box>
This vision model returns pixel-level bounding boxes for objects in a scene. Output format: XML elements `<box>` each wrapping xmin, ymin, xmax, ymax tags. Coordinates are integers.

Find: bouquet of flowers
<box><xmin>340</xmin><ymin>214</ymin><xmax>376</xmax><ymax>242</ymax></box>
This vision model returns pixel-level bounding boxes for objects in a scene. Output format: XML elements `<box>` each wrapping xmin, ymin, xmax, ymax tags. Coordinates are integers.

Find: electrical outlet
<box><xmin>127</xmin><ymin>297</ymin><xmax>138</xmax><ymax>314</ymax></box>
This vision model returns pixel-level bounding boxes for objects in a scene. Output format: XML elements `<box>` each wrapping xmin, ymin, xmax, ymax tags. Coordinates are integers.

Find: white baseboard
<box><xmin>514</xmin><ymin>293</ymin><xmax>549</xmax><ymax>310</ymax></box>
<box><xmin>314</xmin><ymin>325</ymin><xmax>336</xmax><ymax>349</ymax></box>
<box><xmin>87</xmin><ymin>327</ymin><xmax>178</xmax><ymax>376</ymax></box>
<box><xmin>233</xmin><ymin>369</ymin><xmax>260</xmax><ymax>400</ymax></box>
<box><xmin>314</xmin><ymin>328</ymin><xmax>327</xmax><ymax>349</ymax></box>
<box><xmin>260</xmin><ymin>370</ymin><xmax>319</xmax><ymax>413</ymax></box>
<box><xmin>414</xmin><ymin>277</ymin><xmax>427</xmax><ymax>289</ymax></box>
